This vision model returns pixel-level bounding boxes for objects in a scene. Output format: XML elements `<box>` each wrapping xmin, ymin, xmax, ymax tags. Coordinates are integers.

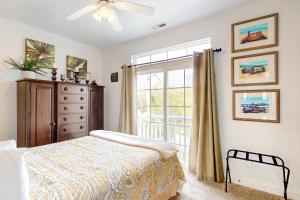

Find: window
<box><xmin>134</xmin><ymin>39</ymin><xmax>211</xmax><ymax>166</ymax></box>
<box><xmin>136</xmin><ymin>64</ymin><xmax>192</xmax><ymax>165</ymax></box>
<box><xmin>132</xmin><ymin>38</ymin><xmax>211</xmax><ymax>65</ymax></box>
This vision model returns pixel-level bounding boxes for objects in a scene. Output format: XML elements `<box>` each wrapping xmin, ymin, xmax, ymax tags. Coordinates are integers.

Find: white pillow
<box><xmin>0</xmin><ymin>149</ymin><xmax>29</xmax><ymax>200</ymax></box>
<box><xmin>0</xmin><ymin>140</ymin><xmax>16</xmax><ymax>150</ymax></box>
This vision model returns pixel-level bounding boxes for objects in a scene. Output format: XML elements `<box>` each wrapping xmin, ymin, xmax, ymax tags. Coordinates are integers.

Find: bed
<box><xmin>24</xmin><ymin>130</ymin><xmax>185</xmax><ymax>200</ymax></box>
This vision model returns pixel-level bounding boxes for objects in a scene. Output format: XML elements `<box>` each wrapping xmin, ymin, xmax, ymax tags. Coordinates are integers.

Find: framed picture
<box><xmin>232</xmin><ymin>13</ymin><xmax>278</xmax><ymax>53</ymax></box>
<box><xmin>26</xmin><ymin>38</ymin><xmax>55</xmax><ymax>68</ymax></box>
<box><xmin>233</xmin><ymin>89</ymin><xmax>280</xmax><ymax>123</ymax></box>
<box><xmin>232</xmin><ymin>51</ymin><xmax>278</xmax><ymax>86</ymax></box>
<box><xmin>66</xmin><ymin>56</ymin><xmax>87</xmax><ymax>80</ymax></box>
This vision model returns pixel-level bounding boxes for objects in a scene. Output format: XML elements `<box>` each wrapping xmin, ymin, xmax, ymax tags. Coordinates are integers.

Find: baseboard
<box><xmin>230</xmin><ymin>176</ymin><xmax>300</xmax><ymax>200</ymax></box>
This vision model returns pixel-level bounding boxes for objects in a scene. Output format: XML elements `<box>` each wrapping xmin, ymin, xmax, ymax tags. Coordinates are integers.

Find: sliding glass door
<box><xmin>136</xmin><ymin>62</ymin><xmax>193</xmax><ymax>165</ymax></box>
<box><xmin>137</xmin><ymin>72</ymin><xmax>165</xmax><ymax>141</ymax></box>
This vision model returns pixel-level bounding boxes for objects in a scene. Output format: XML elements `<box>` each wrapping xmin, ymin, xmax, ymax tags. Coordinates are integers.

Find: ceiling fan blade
<box><xmin>67</xmin><ymin>5</ymin><xmax>98</xmax><ymax>20</ymax></box>
<box><xmin>114</xmin><ymin>1</ymin><xmax>155</xmax><ymax>16</ymax></box>
<box><xmin>111</xmin><ymin>15</ymin><xmax>123</xmax><ymax>31</ymax></box>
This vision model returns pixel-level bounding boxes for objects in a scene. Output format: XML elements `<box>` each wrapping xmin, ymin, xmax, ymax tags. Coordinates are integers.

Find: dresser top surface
<box><xmin>16</xmin><ymin>79</ymin><xmax>105</xmax><ymax>88</ymax></box>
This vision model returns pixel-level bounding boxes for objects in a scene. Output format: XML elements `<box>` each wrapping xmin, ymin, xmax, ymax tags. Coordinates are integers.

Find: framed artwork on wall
<box><xmin>232</xmin><ymin>13</ymin><xmax>278</xmax><ymax>53</ymax></box>
<box><xmin>26</xmin><ymin>38</ymin><xmax>55</xmax><ymax>68</ymax></box>
<box><xmin>231</xmin><ymin>51</ymin><xmax>278</xmax><ymax>86</ymax></box>
<box><xmin>233</xmin><ymin>89</ymin><xmax>280</xmax><ymax>123</ymax></box>
<box><xmin>66</xmin><ymin>56</ymin><xmax>87</xmax><ymax>80</ymax></box>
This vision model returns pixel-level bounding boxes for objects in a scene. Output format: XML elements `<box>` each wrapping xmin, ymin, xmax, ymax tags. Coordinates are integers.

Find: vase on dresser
<box><xmin>21</xmin><ymin>71</ymin><xmax>35</xmax><ymax>79</ymax></box>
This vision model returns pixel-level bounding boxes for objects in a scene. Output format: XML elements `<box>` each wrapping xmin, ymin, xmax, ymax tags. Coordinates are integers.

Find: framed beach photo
<box><xmin>233</xmin><ymin>89</ymin><xmax>280</xmax><ymax>123</ymax></box>
<box><xmin>232</xmin><ymin>51</ymin><xmax>278</xmax><ymax>86</ymax></box>
<box><xmin>232</xmin><ymin>13</ymin><xmax>278</xmax><ymax>53</ymax></box>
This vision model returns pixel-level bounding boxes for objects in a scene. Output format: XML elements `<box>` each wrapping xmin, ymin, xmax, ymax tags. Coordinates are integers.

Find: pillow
<box><xmin>0</xmin><ymin>140</ymin><xmax>16</xmax><ymax>150</ymax></box>
<box><xmin>0</xmin><ymin>149</ymin><xmax>29</xmax><ymax>200</ymax></box>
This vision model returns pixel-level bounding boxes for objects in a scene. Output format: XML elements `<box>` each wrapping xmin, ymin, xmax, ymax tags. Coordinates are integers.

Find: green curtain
<box><xmin>189</xmin><ymin>49</ymin><xmax>224</xmax><ymax>182</ymax></box>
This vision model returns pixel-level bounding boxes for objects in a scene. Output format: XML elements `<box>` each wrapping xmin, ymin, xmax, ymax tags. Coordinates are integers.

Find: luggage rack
<box><xmin>225</xmin><ymin>149</ymin><xmax>290</xmax><ymax>200</ymax></box>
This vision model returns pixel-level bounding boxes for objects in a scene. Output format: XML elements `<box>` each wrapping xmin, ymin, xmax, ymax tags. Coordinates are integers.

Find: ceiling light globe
<box><xmin>99</xmin><ymin>6</ymin><xmax>113</xmax><ymax>20</ymax></box>
<box><xmin>92</xmin><ymin>12</ymin><xmax>102</xmax><ymax>22</ymax></box>
<box><xmin>107</xmin><ymin>10</ymin><xmax>117</xmax><ymax>23</ymax></box>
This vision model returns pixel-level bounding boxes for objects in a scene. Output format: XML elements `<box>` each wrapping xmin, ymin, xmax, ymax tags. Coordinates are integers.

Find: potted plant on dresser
<box><xmin>4</xmin><ymin>57</ymin><xmax>49</xmax><ymax>79</ymax></box>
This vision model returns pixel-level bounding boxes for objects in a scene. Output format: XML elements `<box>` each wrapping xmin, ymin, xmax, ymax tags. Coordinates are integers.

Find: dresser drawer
<box><xmin>60</xmin><ymin>94</ymin><xmax>87</xmax><ymax>104</ymax></box>
<box><xmin>58</xmin><ymin>132</ymin><xmax>87</xmax><ymax>142</ymax></box>
<box><xmin>59</xmin><ymin>114</ymin><xmax>87</xmax><ymax>125</ymax></box>
<box><xmin>60</xmin><ymin>123</ymin><xmax>87</xmax><ymax>135</ymax></box>
<box><xmin>60</xmin><ymin>104</ymin><xmax>87</xmax><ymax>114</ymax></box>
<box><xmin>60</xmin><ymin>85</ymin><xmax>87</xmax><ymax>95</ymax></box>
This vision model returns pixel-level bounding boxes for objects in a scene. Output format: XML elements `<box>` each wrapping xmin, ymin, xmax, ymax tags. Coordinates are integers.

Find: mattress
<box><xmin>24</xmin><ymin>136</ymin><xmax>185</xmax><ymax>200</ymax></box>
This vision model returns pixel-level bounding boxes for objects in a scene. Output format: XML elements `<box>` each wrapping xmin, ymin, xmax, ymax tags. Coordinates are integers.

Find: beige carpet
<box><xmin>171</xmin><ymin>170</ymin><xmax>287</xmax><ymax>200</ymax></box>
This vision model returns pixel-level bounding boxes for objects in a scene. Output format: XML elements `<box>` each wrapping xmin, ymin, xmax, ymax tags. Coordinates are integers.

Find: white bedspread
<box><xmin>90</xmin><ymin>130</ymin><xmax>179</xmax><ymax>160</ymax></box>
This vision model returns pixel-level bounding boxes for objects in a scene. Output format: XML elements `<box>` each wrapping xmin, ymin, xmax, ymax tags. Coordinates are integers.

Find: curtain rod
<box><xmin>122</xmin><ymin>48</ymin><xmax>222</xmax><ymax>68</ymax></box>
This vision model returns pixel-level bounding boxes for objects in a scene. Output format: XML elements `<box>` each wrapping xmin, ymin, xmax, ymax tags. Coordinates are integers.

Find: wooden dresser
<box><xmin>17</xmin><ymin>79</ymin><xmax>104</xmax><ymax>147</ymax></box>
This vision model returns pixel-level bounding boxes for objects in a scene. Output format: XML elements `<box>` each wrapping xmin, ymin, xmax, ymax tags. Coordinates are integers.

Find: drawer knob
<box><xmin>63</xmin><ymin>117</ymin><xmax>67</xmax><ymax>121</ymax></box>
<box><xmin>80</xmin><ymin>116</ymin><xmax>84</xmax><ymax>119</ymax></box>
<box><xmin>50</xmin><ymin>122</ymin><xmax>56</xmax><ymax>126</ymax></box>
<box><xmin>64</xmin><ymin>97</ymin><xmax>68</xmax><ymax>100</ymax></box>
<box><xmin>80</xmin><ymin>126</ymin><xmax>84</xmax><ymax>129</ymax></box>
<box><xmin>64</xmin><ymin>87</ymin><xmax>68</xmax><ymax>91</ymax></box>
<box><xmin>80</xmin><ymin>106</ymin><xmax>84</xmax><ymax>110</ymax></box>
<box><xmin>80</xmin><ymin>97</ymin><xmax>84</xmax><ymax>101</ymax></box>
<box><xmin>80</xmin><ymin>88</ymin><xmax>84</xmax><ymax>92</ymax></box>
<box><xmin>63</xmin><ymin>128</ymin><xmax>67</xmax><ymax>132</ymax></box>
<box><xmin>64</xmin><ymin>107</ymin><xmax>68</xmax><ymax>110</ymax></box>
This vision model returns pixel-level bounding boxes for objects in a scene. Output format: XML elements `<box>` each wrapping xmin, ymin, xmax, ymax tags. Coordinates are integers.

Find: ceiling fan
<box><xmin>67</xmin><ymin>0</ymin><xmax>155</xmax><ymax>31</ymax></box>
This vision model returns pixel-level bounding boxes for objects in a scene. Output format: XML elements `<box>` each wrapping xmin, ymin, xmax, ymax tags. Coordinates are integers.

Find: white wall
<box><xmin>103</xmin><ymin>0</ymin><xmax>300</xmax><ymax>198</ymax></box>
<box><xmin>0</xmin><ymin>17</ymin><xmax>104</xmax><ymax>141</ymax></box>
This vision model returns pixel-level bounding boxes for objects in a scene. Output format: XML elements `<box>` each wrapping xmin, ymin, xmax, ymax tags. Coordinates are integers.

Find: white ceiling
<box><xmin>0</xmin><ymin>0</ymin><xmax>257</xmax><ymax>48</ymax></box>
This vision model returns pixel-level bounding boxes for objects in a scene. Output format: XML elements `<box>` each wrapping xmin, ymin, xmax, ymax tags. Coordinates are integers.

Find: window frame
<box><xmin>131</xmin><ymin>38</ymin><xmax>211</xmax><ymax>65</ymax></box>
<box><xmin>133</xmin><ymin>38</ymin><xmax>211</xmax><ymax>165</ymax></box>
<box><xmin>135</xmin><ymin>57</ymin><xmax>193</xmax><ymax>164</ymax></box>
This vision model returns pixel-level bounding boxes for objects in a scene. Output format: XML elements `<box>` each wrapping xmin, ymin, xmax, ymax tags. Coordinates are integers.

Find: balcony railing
<box><xmin>137</xmin><ymin>114</ymin><xmax>191</xmax><ymax>165</ymax></box>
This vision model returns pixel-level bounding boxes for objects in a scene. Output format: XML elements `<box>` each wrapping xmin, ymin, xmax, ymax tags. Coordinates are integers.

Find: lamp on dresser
<box><xmin>16</xmin><ymin>79</ymin><xmax>104</xmax><ymax>147</ymax></box>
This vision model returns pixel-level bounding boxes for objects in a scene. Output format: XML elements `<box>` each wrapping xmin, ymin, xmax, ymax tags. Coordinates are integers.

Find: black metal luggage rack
<box><xmin>225</xmin><ymin>149</ymin><xmax>290</xmax><ymax>200</ymax></box>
